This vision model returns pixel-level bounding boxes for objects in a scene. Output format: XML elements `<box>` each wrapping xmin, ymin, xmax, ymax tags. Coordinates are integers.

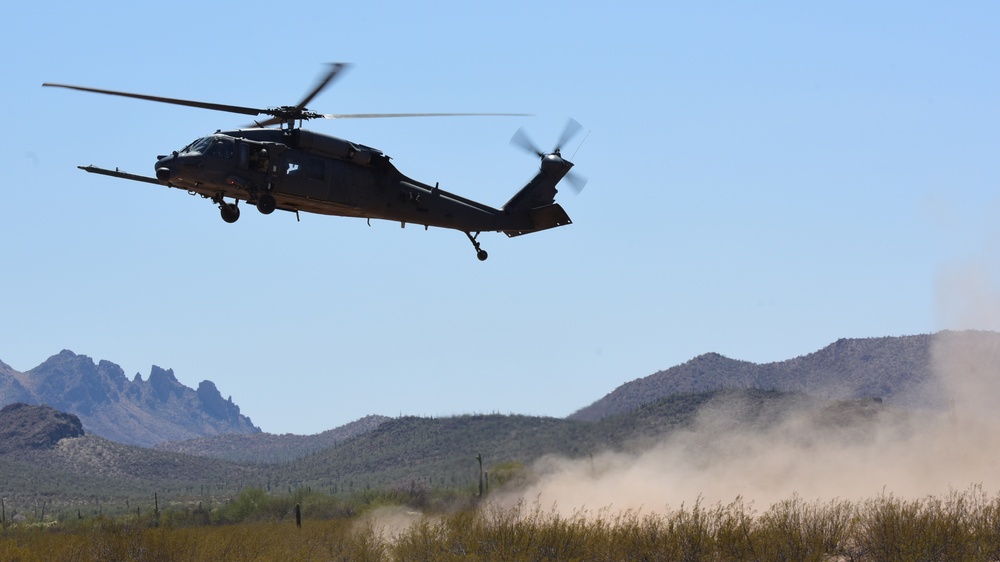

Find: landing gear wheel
<box><xmin>220</xmin><ymin>203</ymin><xmax>240</xmax><ymax>223</ymax></box>
<box><xmin>256</xmin><ymin>193</ymin><xmax>276</xmax><ymax>215</ymax></box>
<box><xmin>465</xmin><ymin>231</ymin><xmax>488</xmax><ymax>261</ymax></box>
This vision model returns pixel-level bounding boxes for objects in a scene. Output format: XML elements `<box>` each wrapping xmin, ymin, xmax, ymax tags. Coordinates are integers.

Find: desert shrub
<box><xmin>714</xmin><ymin>496</ymin><xmax>758</xmax><ymax>561</ymax></box>
<box><xmin>847</xmin><ymin>491</ymin><xmax>979</xmax><ymax>562</ymax></box>
<box><xmin>751</xmin><ymin>495</ymin><xmax>853</xmax><ymax>562</ymax></box>
<box><xmin>212</xmin><ymin>488</ymin><xmax>272</xmax><ymax>524</ymax></box>
<box><xmin>969</xmin><ymin>485</ymin><xmax>1000</xmax><ymax>561</ymax></box>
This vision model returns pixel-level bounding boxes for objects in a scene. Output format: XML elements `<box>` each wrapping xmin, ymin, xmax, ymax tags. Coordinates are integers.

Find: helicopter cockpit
<box><xmin>156</xmin><ymin>135</ymin><xmax>238</xmax><ymax>184</ymax></box>
<box><xmin>180</xmin><ymin>136</ymin><xmax>212</xmax><ymax>155</ymax></box>
<box><xmin>179</xmin><ymin>136</ymin><xmax>234</xmax><ymax>159</ymax></box>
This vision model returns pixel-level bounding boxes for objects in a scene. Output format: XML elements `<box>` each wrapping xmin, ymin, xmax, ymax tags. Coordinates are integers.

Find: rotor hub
<box><xmin>541</xmin><ymin>153</ymin><xmax>572</xmax><ymax>174</ymax></box>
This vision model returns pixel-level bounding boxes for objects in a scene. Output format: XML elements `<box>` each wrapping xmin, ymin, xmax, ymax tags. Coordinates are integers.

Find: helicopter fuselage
<box><xmin>152</xmin><ymin>128</ymin><xmax>563</xmax><ymax>237</ymax></box>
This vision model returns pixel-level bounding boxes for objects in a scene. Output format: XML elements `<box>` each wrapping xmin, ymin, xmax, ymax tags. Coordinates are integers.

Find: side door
<box><xmin>234</xmin><ymin>140</ymin><xmax>273</xmax><ymax>189</ymax></box>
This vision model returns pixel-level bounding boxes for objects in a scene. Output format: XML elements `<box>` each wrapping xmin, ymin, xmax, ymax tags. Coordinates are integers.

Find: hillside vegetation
<box><xmin>0</xmin><ymin>389</ymin><xmax>891</xmax><ymax>516</ymax></box>
<box><xmin>259</xmin><ymin>389</ymin><xmax>888</xmax><ymax>497</ymax></box>
<box><xmin>154</xmin><ymin>414</ymin><xmax>390</xmax><ymax>464</ymax></box>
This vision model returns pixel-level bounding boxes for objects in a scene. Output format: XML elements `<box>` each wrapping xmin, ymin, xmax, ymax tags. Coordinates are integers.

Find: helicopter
<box><xmin>43</xmin><ymin>64</ymin><xmax>585</xmax><ymax>261</ymax></box>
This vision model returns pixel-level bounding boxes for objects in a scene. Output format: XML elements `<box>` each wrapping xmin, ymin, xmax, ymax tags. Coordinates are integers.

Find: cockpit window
<box><xmin>206</xmin><ymin>138</ymin><xmax>235</xmax><ymax>159</ymax></box>
<box><xmin>181</xmin><ymin>137</ymin><xmax>213</xmax><ymax>155</ymax></box>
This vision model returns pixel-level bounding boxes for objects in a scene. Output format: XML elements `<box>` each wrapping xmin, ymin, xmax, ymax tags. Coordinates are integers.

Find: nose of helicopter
<box><xmin>155</xmin><ymin>155</ymin><xmax>173</xmax><ymax>181</ymax></box>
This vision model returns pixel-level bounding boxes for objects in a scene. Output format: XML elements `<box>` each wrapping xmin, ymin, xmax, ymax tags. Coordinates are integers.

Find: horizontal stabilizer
<box><xmin>504</xmin><ymin>203</ymin><xmax>572</xmax><ymax>237</ymax></box>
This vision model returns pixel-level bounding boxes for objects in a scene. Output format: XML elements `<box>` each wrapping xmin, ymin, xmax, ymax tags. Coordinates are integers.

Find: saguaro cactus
<box><xmin>477</xmin><ymin>453</ymin><xmax>484</xmax><ymax>498</ymax></box>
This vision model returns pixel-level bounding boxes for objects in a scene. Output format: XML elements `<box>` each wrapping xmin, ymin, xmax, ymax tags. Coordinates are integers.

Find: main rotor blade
<box><xmin>252</xmin><ymin>111</ymin><xmax>530</xmax><ymax>129</ymax></box>
<box><xmin>41</xmin><ymin>83</ymin><xmax>265</xmax><ymax>117</ymax></box>
<box><xmin>296</xmin><ymin>62</ymin><xmax>350</xmax><ymax>111</ymax></box>
<box><xmin>320</xmin><ymin>112</ymin><xmax>531</xmax><ymax>119</ymax></box>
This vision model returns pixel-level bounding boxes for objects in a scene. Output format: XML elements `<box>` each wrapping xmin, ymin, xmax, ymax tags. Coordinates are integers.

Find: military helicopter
<box><xmin>43</xmin><ymin>64</ymin><xmax>585</xmax><ymax>261</ymax></box>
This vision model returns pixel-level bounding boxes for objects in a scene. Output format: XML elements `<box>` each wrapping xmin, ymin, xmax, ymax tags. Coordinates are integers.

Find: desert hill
<box><xmin>568</xmin><ymin>332</ymin><xmax>974</xmax><ymax>421</ymax></box>
<box><xmin>0</xmin><ymin>390</ymin><xmax>896</xmax><ymax>512</ymax></box>
<box><xmin>2</xmin><ymin>435</ymin><xmax>259</xmax><ymax>510</ymax></box>
<box><xmin>0</xmin><ymin>388</ymin><xmax>884</xmax><ymax>508</ymax></box>
<box><xmin>257</xmin><ymin>389</ymin><xmax>891</xmax><ymax>495</ymax></box>
<box><xmin>154</xmin><ymin>414</ymin><xmax>391</xmax><ymax>464</ymax></box>
<box><xmin>0</xmin><ymin>408</ymin><xmax>258</xmax><ymax>506</ymax></box>
<box><xmin>0</xmin><ymin>403</ymin><xmax>84</xmax><ymax>454</ymax></box>
<box><xmin>0</xmin><ymin>350</ymin><xmax>259</xmax><ymax>446</ymax></box>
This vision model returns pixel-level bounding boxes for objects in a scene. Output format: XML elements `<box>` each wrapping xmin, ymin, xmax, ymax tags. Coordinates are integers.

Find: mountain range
<box><xmin>0</xmin><ymin>350</ymin><xmax>258</xmax><ymax>447</ymax></box>
<box><xmin>2</xmin><ymin>330</ymin><xmax>998</xmax><ymax>512</ymax></box>
<box><xmin>2</xmin><ymin>332</ymin><xmax>991</xmax><ymax>447</ymax></box>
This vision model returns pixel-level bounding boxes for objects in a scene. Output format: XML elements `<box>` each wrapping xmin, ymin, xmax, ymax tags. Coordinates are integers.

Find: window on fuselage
<box><xmin>238</xmin><ymin>142</ymin><xmax>250</xmax><ymax>169</ymax></box>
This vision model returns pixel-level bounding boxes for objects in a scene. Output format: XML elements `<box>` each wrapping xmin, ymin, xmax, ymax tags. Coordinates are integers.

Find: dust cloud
<box><xmin>358</xmin><ymin>506</ymin><xmax>423</xmax><ymax>541</ymax></box>
<box><xmin>499</xmin><ymin>329</ymin><xmax>1000</xmax><ymax>515</ymax></box>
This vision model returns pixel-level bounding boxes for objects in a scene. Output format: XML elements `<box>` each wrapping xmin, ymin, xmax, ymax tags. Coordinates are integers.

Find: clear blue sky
<box><xmin>3</xmin><ymin>2</ymin><xmax>999</xmax><ymax>435</ymax></box>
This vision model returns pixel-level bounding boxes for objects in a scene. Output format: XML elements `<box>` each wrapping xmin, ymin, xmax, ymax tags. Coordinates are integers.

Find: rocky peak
<box><xmin>26</xmin><ymin>351</ymin><xmax>116</xmax><ymax>414</ymax></box>
<box><xmin>148</xmin><ymin>365</ymin><xmax>184</xmax><ymax>402</ymax></box>
<box><xmin>197</xmin><ymin>380</ymin><xmax>239</xmax><ymax>421</ymax></box>
<box><xmin>0</xmin><ymin>351</ymin><xmax>260</xmax><ymax>447</ymax></box>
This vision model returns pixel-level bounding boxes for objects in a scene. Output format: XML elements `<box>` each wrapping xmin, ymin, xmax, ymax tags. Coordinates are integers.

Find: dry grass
<box><xmin>4</xmin><ymin>486</ymin><xmax>1000</xmax><ymax>561</ymax></box>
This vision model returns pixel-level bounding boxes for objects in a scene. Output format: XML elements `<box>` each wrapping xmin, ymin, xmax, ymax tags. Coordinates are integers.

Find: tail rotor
<box><xmin>510</xmin><ymin>118</ymin><xmax>588</xmax><ymax>193</ymax></box>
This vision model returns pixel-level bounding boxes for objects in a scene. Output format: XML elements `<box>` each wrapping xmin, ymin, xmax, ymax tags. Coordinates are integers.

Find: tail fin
<box><xmin>501</xmin><ymin>153</ymin><xmax>575</xmax><ymax>236</ymax></box>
